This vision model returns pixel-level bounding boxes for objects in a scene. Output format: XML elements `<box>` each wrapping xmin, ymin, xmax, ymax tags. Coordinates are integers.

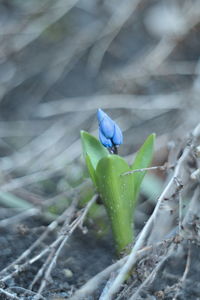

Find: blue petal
<box><xmin>97</xmin><ymin>108</ymin><xmax>105</xmax><ymax>123</ymax></box>
<box><xmin>99</xmin><ymin>128</ymin><xmax>113</xmax><ymax>148</ymax></box>
<box><xmin>97</xmin><ymin>109</ymin><xmax>115</xmax><ymax>139</ymax></box>
<box><xmin>112</xmin><ymin>124</ymin><xmax>123</xmax><ymax>145</ymax></box>
<box><xmin>100</xmin><ymin>117</ymin><xmax>115</xmax><ymax>139</ymax></box>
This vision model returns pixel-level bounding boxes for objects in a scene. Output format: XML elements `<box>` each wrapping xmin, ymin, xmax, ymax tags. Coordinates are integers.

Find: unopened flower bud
<box><xmin>112</xmin><ymin>123</ymin><xmax>123</xmax><ymax>146</ymax></box>
<box><xmin>99</xmin><ymin>129</ymin><xmax>113</xmax><ymax>148</ymax></box>
<box><xmin>97</xmin><ymin>109</ymin><xmax>115</xmax><ymax>138</ymax></box>
<box><xmin>97</xmin><ymin>109</ymin><xmax>123</xmax><ymax>148</ymax></box>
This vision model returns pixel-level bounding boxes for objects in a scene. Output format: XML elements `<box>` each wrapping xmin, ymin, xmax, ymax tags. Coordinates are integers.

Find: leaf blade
<box><xmin>80</xmin><ymin>130</ymin><xmax>109</xmax><ymax>185</ymax></box>
<box><xmin>131</xmin><ymin>133</ymin><xmax>155</xmax><ymax>201</ymax></box>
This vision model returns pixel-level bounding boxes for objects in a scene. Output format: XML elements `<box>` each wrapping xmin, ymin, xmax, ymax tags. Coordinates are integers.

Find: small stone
<box><xmin>63</xmin><ymin>269</ymin><xmax>73</xmax><ymax>278</ymax></box>
<box><xmin>154</xmin><ymin>290</ymin><xmax>164</xmax><ymax>299</ymax></box>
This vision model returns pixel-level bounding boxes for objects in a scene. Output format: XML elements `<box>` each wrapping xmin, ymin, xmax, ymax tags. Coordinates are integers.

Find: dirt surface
<box><xmin>1</xmin><ymin>212</ymin><xmax>200</xmax><ymax>300</ymax></box>
<box><xmin>0</xmin><ymin>215</ymin><xmax>114</xmax><ymax>299</ymax></box>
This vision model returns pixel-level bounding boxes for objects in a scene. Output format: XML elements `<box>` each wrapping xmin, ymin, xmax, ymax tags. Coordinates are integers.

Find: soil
<box><xmin>1</xmin><ymin>208</ymin><xmax>200</xmax><ymax>300</ymax></box>
<box><xmin>0</xmin><ymin>215</ymin><xmax>114</xmax><ymax>299</ymax></box>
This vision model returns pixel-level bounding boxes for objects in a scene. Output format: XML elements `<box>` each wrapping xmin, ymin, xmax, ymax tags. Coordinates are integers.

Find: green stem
<box><xmin>108</xmin><ymin>208</ymin><xmax>133</xmax><ymax>255</ymax></box>
<box><xmin>96</xmin><ymin>155</ymin><xmax>135</xmax><ymax>255</ymax></box>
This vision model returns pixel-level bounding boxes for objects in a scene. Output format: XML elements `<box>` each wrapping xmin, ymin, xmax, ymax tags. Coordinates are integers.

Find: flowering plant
<box><xmin>81</xmin><ymin>109</ymin><xmax>155</xmax><ymax>254</ymax></box>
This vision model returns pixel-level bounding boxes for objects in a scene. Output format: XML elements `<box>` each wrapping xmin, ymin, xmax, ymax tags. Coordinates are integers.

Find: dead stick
<box><xmin>172</xmin><ymin>244</ymin><xmax>191</xmax><ymax>300</ymax></box>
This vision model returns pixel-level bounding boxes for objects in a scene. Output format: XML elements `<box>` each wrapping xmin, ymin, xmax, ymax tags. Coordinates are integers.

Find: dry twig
<box><xmin>122</xmin><ymin>163</ymin><xmax>171</xmax><ymax>176</ymax></box>
<box><xmin>0</xmin><ymin>288</ymin><xmax>20</xmax><ymax>300</ymax></box>
<box><xmin>172</xmin><ymin>243</ymin><xmax>191</xmax><ymax>300</ymax></box>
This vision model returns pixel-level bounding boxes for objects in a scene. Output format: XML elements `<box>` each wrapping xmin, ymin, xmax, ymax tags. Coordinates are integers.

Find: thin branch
<box><xmin>0</xmin><ymin>288</ymin><xmax>20</xmax><ymax>300</ymax></box>
<box><xmin>122</xmin><ymin>163</ymin><xmax>171</xmax><ymax>176</ymax></box>
<box><xmin>172</xmin><ymin>244</ymin><xmax>191</xmax><ymax>300</ymax></box>
<box><xmin>9</xmin><ymin>287</ymin><xmax>45</xmax><ymax>300</ymax></box>
<box><xmin>174</xmin><ymin>177</ymin><xmax>184</xmax><ymax>234</ymax></box>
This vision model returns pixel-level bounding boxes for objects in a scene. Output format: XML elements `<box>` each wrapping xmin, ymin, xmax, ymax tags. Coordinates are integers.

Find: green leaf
<box><xmin>85</xmin><ymin>153</ymin><xmax>97</xmax><ymax>185</ymax></box>
<box><xmin>131</xmin><ymin>133</ymin><xmax>155</xmax><ymax>201</ymax></box>
<box><xmin>96</xmin><ymin>155</ymin><xmax>135</xmax><ymax>254</ymax></box>
<box><xmin>80</xmin><ymin>131</ymin><xmax>109</xmax><ymax>185</ymax></box>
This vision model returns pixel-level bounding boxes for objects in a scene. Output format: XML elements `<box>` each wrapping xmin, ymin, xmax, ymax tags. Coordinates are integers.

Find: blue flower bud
<box><xmin>112</xmin><ymin>123</ymin><xmax>123</xmax><ymax>145</ymax></box>
<box><xmin>99</xmin><ymin>128</ymin><xmax>113</xmax><ymax>148</ymax></box>
<box><xmin>97</xmin><ymin>108</ymin><xmax>123</xmax><ymax>148</ymax></box>
<box><xmin>97</xmin><ymin>109</ymin><xmax>115</xmax><ymax>139</ymax></box>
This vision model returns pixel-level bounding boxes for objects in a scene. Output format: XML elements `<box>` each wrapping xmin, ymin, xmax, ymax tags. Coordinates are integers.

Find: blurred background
<box><xmin>0</xmin><ymin>0</ymin><xmax>200</xmax><ymax>210</ymax></box>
